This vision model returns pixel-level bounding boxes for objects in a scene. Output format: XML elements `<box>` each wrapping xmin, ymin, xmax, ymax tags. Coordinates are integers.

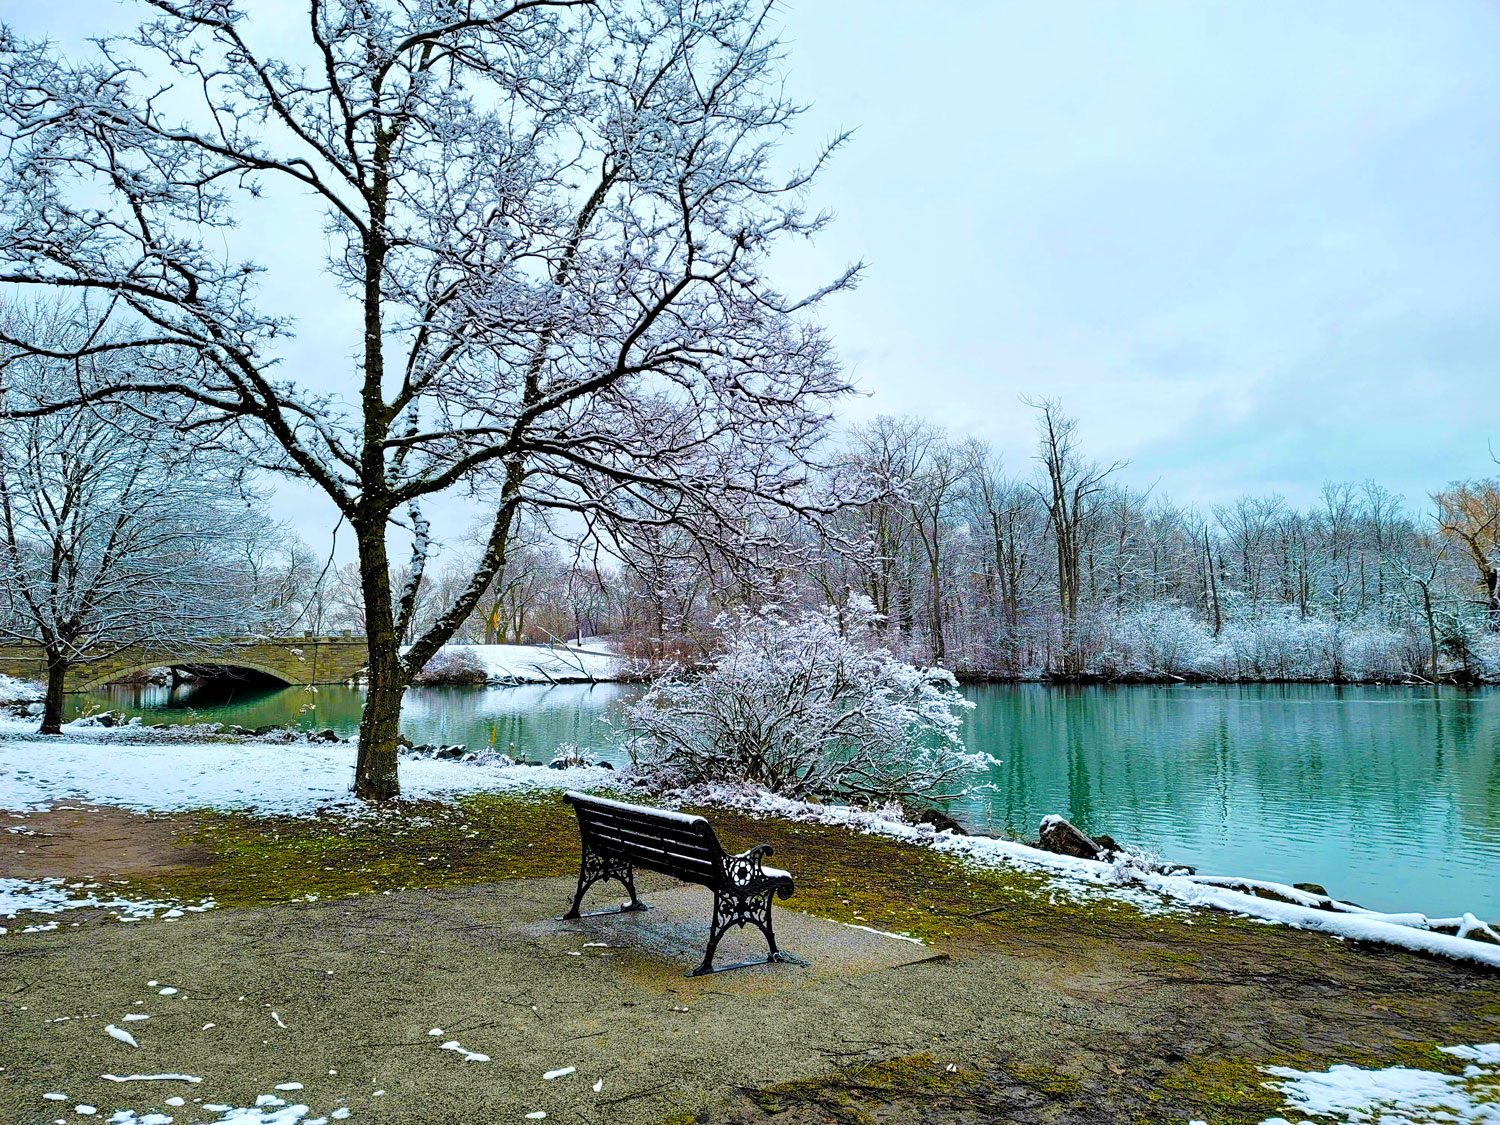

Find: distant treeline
<box><xmin>273</xmin><ymin>403</ymin><xmax>1500</xmax><ymax>685</ymax></box>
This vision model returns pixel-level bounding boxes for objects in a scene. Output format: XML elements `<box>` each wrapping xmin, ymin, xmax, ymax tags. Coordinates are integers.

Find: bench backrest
<box><xmin>564</xmin><ymin>791</ymin><xmax>725</xmax><ymax>888</ymax></box>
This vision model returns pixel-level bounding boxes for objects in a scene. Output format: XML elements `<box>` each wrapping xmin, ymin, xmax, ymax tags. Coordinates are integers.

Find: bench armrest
<box><xmin>724</xmin><ymin>844</ymin><xmax>776</xmax><ymax>887</ymax></box>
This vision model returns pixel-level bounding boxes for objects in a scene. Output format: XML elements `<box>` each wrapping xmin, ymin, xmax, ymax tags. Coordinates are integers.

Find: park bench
<box><xmin>561</xmin><ymin>790</ymin><xmax>801</xmax><ymax>975</ymax></box>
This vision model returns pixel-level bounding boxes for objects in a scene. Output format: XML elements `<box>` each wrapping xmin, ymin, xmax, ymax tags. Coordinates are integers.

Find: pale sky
<box><xmin>8</xmin><ymin>1</ymin><xmax>1499</xmax><ymax>551</ymax></box>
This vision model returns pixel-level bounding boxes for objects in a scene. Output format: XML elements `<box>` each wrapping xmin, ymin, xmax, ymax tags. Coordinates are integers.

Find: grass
<box><xmin>147</xmin><ymin>791</ymin><xmax>581</xmax><ymax>907</ymax></box>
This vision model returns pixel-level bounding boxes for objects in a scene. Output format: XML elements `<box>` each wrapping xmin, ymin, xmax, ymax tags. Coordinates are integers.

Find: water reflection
<box><xmin>952</xmin><ymin>684</ymin><xmax>1500</xmax><ymax>920</ymax></box>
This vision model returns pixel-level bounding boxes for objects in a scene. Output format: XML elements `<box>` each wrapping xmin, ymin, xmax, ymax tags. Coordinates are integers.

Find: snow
<box><xmin>101</xmin><ymin>1074</ymin><xmax>201</xmax><ymax>1084</ymax></box>
<box><xmin>419</xmin><ymin>643</ymin><xmax>621</xmax><ymax>685</ymax></box>
<box><xmin>1260</xmin><ymin>1043</ymin><xmax>1500</xmax><ymax>1123</ymax></box>
<box><xmin>105</xmin><ymin>1025</ymin><xmax>140</xmax><ymax>1048</ymax></box>
<box><xmin>839</xmin><ymin>922</ymin><xmax>924</xmax><ymax>945</ymax></box>
<box><xmin>125</xmin><ymin>1102</ymin><xmax>334</xmax><ymax>1124</ymax></box>
<box><xmin>438</xmin><ymin>1039</ymin><xmax>489</xmax><ymax>1063</ymax></box>
<box><xmin>542</xmin><ymin>1067</ymin><xmax>575</xmax><ymax>1080</ymax></box>
<box><xmin>0</xmin><ymin>736</ymin><xmax>622</xmax><ymax>816</ymax></box>
<box><xmin>1445</xmin><ymin>1046</ymin><xmax>1500</xmax><ymax>1065</ymax></box>
<box><xmin>0</xmin><ymin>878</ymin><xmax>209</xmax><ymax>931</ymax></box>
<box><xmin>0</xmin><ymin>673</ymin><xmax>42</xmax><ymax>704</ymax></box>
<box><xmin>2</xmin><ymin>721</ymin><xmax>1495</xmax><ymax>969</ymax></box>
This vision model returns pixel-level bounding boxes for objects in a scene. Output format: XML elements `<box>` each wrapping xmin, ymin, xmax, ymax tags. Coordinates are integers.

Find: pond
<box><xmin>69</xmin><ymin>681</ymin><xmax>1500</xmax><ymax>922</ymax></box>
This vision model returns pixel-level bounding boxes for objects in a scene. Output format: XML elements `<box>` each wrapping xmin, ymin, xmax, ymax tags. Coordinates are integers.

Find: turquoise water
<box><xmin>71</xmin><ymin>681</ymin><xmax>1500</xmax><ymax>921</ymax></box>
<box><xmin>68</xmin><ymin>680</ymin><xmax>634</xmax><ymax>764</ymax></box>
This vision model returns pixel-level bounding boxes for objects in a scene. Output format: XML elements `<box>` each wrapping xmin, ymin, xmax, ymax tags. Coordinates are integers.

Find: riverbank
<box><xmin>11</xmin><ymin>679</ymin><xmax>1500</xmax><ymax>926</ymax></box>
<box><xmin>2</xmin><ymin>787</ymin><xmax>1498</xmax><ymax>1124</ymax></box>
<box><xmin>3</xmin><ymin>717</ymin><xmax>1498</xmax><ymax>955</ymax></box>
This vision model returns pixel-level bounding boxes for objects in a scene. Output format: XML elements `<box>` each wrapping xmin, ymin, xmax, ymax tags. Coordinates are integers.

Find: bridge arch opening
<box><xmin>76</xmin><ymin>661</ymin><xmax>297</xmax><ymax>694</ymax></box>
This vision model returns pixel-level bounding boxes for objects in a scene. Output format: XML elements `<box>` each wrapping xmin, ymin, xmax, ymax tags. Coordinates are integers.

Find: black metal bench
<box><xmin>561</xmin><ymin>790</ymin><xmax>800</xmax><ymax>975</ymax></box>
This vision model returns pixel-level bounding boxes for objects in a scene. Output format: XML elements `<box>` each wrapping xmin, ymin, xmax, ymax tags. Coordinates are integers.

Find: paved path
<box><xmin>2</xmin><ymin>875</ymin><xmax>1061</xmax><ymax>1124</ymax></box>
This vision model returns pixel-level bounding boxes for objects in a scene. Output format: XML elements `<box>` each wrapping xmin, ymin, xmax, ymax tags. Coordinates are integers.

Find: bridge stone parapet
<box><xmin>0</xmin><ymin>637</ymin><xmax>369</xmax><ymax>693</ymax></box>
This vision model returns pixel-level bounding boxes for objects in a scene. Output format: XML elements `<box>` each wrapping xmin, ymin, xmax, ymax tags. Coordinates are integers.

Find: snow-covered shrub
<box><xmin>1340</xmin><ymin>623</ymin><xmax>1408</xmax><ymax>681</ymax></box>
<box><xmin>1106</xmin><ymin>604</ymin><xmax>1217</xmax><ymax>678</ymax></box>
<box><xmin>413</xmin><ymin>647</ymin><xmax>489</xmax><ymax>685</ymax></box>
<box><xmin>1471</xmin><ymin>630</ymin><xmax>1500</xmax><ymax>683</ymax></box>
<box><xmin>623</xmin><ymin>600</ymin><xmax>990</xmax><ymax>802</ymax></box>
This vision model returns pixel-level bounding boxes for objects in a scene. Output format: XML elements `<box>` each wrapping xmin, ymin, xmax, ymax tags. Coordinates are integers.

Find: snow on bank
<box><xmin>669</xmin><ymin>784</ymin><xmax>1500</xmax><ymax>969</ymax></box>
<box><xmin>1</xmin><ymin>878</ymin><xmax>214</xmax><ymax>934</ymax></box>
<box><xmin>0</xmin><ymin>673</ymin><xmax>42</xmax><ymax>704</ymax></box>
<box><xmin>0</xmin><ymin>737</ymin><xmax>622</xmax><ymax>817</ymax></box>
<box><xmin>1259</xmin><ymin>1042</ymin><xmax>1500</xmax><ymax>1124</ymax></box>
<box><xmin>419</xmin><ymin>643</ymin><xmax>621</xmax><ymax>684</ymax></box>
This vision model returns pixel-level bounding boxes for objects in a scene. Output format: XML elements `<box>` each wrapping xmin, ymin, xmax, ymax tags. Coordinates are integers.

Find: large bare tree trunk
<box><xmin>354</xmin><ymin>522</ymin><xmax>403</xmax><ymax>802</ymax></box>
<box><xmin>40</xmin><ymin>650</ymin><xmax>67</xmax><ymax>735</ymax></box>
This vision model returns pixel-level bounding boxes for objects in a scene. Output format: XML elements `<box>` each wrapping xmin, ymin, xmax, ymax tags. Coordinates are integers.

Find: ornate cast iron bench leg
<box><xmin>561</xmin><ymin>847</ymin><xmax>647</xmax><ymax>919</ymax></box>
<box><xmin>690</xmin><ymin>886</ymin><xmax>805</xmax><ymax>976</ymax></box>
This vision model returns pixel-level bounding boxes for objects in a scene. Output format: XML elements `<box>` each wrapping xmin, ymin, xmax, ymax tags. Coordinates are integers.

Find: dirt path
<box><xmin>1</xmin><ymin>804</ymin><xmax>211</xmax><ymax>880</ymax></box>
<box><xmin>2</xmin><ymin>798</ymin><xmax>1497</xmax><ymax>1124</ymax></box>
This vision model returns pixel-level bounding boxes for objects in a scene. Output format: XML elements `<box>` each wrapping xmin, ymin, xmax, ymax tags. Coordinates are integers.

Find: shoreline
<box><xmin>2</xmin><ymin>722</ymin><xmax>1496</xmax><ymax>965</ymax></box>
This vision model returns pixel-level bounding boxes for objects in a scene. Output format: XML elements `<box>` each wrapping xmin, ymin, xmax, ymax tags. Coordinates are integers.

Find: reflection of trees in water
<box><xmin>954</xmin><ymin>684</ymin><xmax>1500</xmax><ymax>857</ymax></box>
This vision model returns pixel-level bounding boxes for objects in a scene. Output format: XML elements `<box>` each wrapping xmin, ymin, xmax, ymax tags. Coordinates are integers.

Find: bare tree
<box><xmin>0</xmin><ymin>305</ymin><xmax>274</xmax><ymax>731</ymax></box>
<box><xmin>1435</xmin><ymin>481</ymin><xmax>1500</xmax><ymax>629</ymax></box>
<box><xmin>0</xmin><ymin>1</ymin><xmax>855</xmax><ymax>797</ymax></box>
<box><xmin>1025</xmin><ymin>399</ymin><xmax>1122</xmax><ymax>677</ymax></box>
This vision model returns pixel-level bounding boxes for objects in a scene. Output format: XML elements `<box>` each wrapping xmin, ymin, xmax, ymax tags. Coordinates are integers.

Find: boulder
<box><xmin>915</xmin><ymin>808</ymin><xmax>968</xmax><ymax>835</ymax></box>
<box><xmin>1293</xmin><ymin>883</ymin><xmax>1329</xmax><ymax>898</ymax></box>
<box><xmin>434</xmin><ymin>745</ymin><xmax>465</xmax><ymax>760</ymax></box>
<box><xmin>1091</xmin><ymin>833</ymin><xmax>1121</xmax><ymax>856</ymax></box>
<box><xmin>1037</xmin><ymin>815</ymin><xmax>1102</xmax><ymax>860</ymax></box>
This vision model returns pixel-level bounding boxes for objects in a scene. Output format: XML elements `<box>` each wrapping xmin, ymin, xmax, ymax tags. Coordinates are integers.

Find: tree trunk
<box><xmin>40</xmin><ymin>651</ymin><xmax>68</xmax><ymax>735</ymax></box>
<box><xmin>1421</xmin><ymin>583</ymin><xmax>1439</xmax><ymax>678</ymax></box>
<box><xmin>353</xmin><ymin>521</ymin><xmax>405</xmax><ymax>801</ymax></box>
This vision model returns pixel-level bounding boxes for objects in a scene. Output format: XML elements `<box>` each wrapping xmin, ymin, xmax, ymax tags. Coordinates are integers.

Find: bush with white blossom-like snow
<box><xmin>623</xmin><ymin>601</ymin><xmax>990</xmax><ymax>802</ymax></box>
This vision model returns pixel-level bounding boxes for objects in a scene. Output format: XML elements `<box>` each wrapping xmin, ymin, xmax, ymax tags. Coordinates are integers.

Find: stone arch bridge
<box><xmin>0</xmin><ymin>637</ymin><xmax>368</xmax><ymax>693</ymax></box>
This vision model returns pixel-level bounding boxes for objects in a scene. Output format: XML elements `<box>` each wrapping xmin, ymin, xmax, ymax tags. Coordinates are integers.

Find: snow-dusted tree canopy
<box><xmin>624</xmin><ymin>600</ymin><xmax>989</xmax><ymax>802</ymax></box>
<box><xmin>0</xmin><ymin>0</ymin><xmax>856</xmax><ymax>797</ymax></box>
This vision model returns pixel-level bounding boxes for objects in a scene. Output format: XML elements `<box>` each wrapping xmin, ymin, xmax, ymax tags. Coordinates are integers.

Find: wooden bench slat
<box><xmin>577</xmin><ymin>805</ymin><xmax>716</xmax><ymax>840</ymax></box>
<box><xmin>581</xmin><ymin>816</ymin><xmax>715</xmax><ymax>851</ymax></box>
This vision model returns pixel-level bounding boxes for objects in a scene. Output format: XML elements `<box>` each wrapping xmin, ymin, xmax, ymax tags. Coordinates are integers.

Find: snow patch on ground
<box><xmin>104</xmin><ymin>1097</ymin><xmax>347</xmax><ymax>1124</ymax></box>
<box><xmin>0</xmin><ymin>877</ymin><xmax>214</xmax><ymax>934</ymax></box>
<box><xmin>0</xmin><ymin>737</ymin><xmax>624</xmax><ymax>816</ymax></box>
<box><xmin>1260</xmin><ymin>1042</ymin><xmax>1500</xmax><ymax>1123</ymax></box>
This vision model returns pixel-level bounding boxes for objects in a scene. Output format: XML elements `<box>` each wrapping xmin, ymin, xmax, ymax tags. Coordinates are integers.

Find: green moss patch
<box><xmin>145</xmin><ymin>792</ymin><xmax>581</xmax><ymax>908</ymax></box>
